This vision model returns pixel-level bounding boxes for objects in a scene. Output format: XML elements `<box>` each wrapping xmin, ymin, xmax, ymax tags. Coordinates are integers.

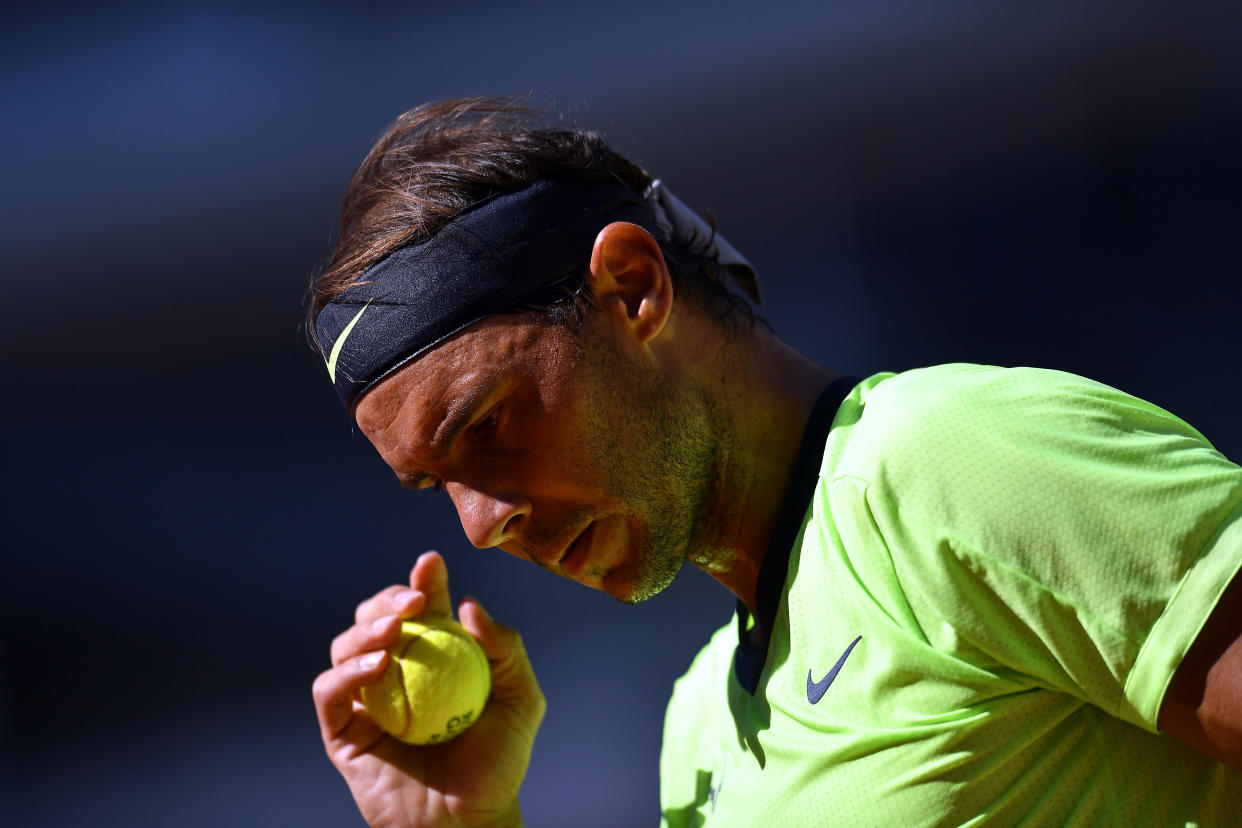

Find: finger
<box><xmin>312</xmin><ymin>651</ymin><xmax>391</xmax><ymax>741</ymax></box>
<box><xmin>330</xmin><ymin>613</ymin><xmax>403</xmax><ymax>667</ymax></box>
<box><xmin>354</xmin><ymin>584</ymin><xmax>427</xmax><ymax>625</ymax></box>
<box><xmin>410</xmin><ymin>551</ymin><xmax>453</xmax><ymax>619</ymax></box>
<box><xmin>459</xmin><ymin>597</ymin><xmax>545</xmax><ymax>723</ymax></box>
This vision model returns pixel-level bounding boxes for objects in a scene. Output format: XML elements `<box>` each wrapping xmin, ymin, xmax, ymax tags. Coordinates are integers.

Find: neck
<box><xmin>677</xmin><ymin>319</ymin><xmax>837</xmax><ymax>616</ymax></box>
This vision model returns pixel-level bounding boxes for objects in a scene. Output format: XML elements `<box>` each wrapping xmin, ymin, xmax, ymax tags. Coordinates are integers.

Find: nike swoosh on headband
<box><xmin>326</xmin><ymin>301</ymin><xmax>371</xmax><ymax>384</ymax></box>
<box><xmin>315</xmin><ymin>177</ymin><xmax>762</xmax><ymax>411</ymax></box>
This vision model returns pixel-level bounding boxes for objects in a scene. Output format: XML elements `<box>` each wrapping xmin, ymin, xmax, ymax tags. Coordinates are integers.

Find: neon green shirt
<box><xmin>660</xmin><ymin>365</ymin><xmax>1242</xmax><ymax>826</ymax></box>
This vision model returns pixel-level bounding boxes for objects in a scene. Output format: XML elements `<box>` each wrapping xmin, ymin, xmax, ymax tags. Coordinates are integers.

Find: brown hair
<box><xmin>308</xmin><ymin>96</ymin><xmax>759</xmax><ymax>348</ymax></box>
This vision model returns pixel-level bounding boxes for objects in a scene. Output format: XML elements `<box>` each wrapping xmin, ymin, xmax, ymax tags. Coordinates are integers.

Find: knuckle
<box><xmin>311</xmin><ymin>670</ymin><xmax>334</xmax><ymax>706</ymax></box>
<box><xmin>329</xmin><ymin>629</ymin><xmax>351</xmax><ymax>663</ymax></box>
<box><xmin>354</xmin><ymin>585</ymin><xmax>402</xmax><ymax>623</ymax></box>
<box><xmin>505</xmin><ymin>627</ymin><xmax>527</xmax><ymax>655</ymax></box>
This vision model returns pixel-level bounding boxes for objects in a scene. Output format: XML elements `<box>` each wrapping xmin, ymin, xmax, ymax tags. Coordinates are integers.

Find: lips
<box><xmin>558</xmin><ymin>520</ymin><xmax>595</xmax><ymax>577</ymax></box>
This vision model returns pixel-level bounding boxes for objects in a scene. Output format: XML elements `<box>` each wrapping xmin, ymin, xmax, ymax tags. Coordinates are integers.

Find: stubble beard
<box><xmin>584</xmin><ymin>355</ymin><xmax>722</xmax><ymax>605</ymax></box>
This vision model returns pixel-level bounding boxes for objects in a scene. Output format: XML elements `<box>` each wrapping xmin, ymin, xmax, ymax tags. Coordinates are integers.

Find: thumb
<box><xmin>459</xmin><ymin>597</ymin><xmax>545</xmax><ymax>717</ymax></box>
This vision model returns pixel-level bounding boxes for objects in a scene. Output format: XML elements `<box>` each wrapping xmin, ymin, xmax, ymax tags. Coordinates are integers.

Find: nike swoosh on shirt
<box><xmin>325</xmin><ymin>302</ymin><xmax>370</xmax><ymax>383</ymax></box>
<box><xmin>806</xmin><ymin>635</ymin><xmax>862</xmax><ymax>704</ymax></box>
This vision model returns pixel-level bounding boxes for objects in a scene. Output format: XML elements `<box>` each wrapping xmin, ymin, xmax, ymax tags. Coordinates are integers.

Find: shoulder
<box><xmin>818</xmin><ymin>363</ymin><xmax>1242</xmax><ymax>619</ymax></box>
<box><xmin>844</xmin><ymin>363</ymin><xmax>1176</xmax><ymax>446</ymax></box>
<box><xmin>828</xmin><ymin>363</ymin><xmax>1212</xmax><ymax>494</ymax></box>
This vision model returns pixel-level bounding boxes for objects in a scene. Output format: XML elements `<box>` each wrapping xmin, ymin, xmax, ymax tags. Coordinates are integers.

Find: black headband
<box><xmin>315</xmin><ymin>176</ymin><xmax>759</xmax><ymax>411</ymax></box>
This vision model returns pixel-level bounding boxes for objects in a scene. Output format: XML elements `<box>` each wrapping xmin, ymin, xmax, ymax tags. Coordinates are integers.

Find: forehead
<box><xmin>353</xmin><ymin>314</ymin><xmax>572</xmax><ymax>437</ymax></box>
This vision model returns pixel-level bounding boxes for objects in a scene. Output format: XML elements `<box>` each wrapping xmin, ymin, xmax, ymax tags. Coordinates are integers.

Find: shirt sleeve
<box><xmin>833</xmin><ymin>364</ymin><xmax>1242</xmax><ymax>732</ymax></box>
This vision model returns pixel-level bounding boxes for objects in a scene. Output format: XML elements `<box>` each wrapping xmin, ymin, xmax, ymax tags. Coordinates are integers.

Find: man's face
<box><xmin>354</xmin><ymin>311</ymin><xmax>718</xmax><ymax>604</ymax></box>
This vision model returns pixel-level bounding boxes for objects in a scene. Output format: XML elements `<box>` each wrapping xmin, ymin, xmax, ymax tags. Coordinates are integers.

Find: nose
<box><xmin>447</xmin><ymin>483</ymin><xmax>532</xmax><ymax>549</ymax></box>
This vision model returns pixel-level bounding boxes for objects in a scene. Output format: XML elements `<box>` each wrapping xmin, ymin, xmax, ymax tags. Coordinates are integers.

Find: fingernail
<box><xmin>359</xmin><ymin>652</ymin><xmax>383</xmax><ymax>670</ymax></box>
<box><xmin>393</xmin><ymin>589</ymin><xmax>418</xmax><ymax>608</ymax></box>
<box><xmin>371</xmin><ymin>615</ymin><xmax>394</xmax><ymax>633</ymax></box>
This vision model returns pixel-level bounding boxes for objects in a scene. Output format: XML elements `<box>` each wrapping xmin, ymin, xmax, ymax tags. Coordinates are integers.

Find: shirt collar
<box><xmin>733</xmin><ymin>374</ymin><xmax>859</xmax><ymax>694</ymax></box>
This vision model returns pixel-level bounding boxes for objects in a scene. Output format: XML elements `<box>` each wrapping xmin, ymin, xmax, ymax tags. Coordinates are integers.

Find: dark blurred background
<box><xmin>3</xmin><ymin>1</ymin><xmax>1240</xmax><ymax>825</ymax></box>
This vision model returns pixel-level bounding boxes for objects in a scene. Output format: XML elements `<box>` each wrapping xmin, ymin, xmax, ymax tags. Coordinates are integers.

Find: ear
<box><xmin>586</xmin><ymin>221</ymin><xmax>674</xmax><ymax>344</ymax></box>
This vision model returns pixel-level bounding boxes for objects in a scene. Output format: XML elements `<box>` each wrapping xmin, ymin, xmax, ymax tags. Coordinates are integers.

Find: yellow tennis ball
<box><xmin>361</xmin><ymin>617</ymin><xmax>491</xmax><ymax>745</ymax></box>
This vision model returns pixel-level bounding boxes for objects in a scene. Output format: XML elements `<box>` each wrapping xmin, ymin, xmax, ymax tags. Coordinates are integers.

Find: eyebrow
<box><xmin>395</xmin><ymin>380</ymin><xmax>504</xmax><ymax>490</ymax></box>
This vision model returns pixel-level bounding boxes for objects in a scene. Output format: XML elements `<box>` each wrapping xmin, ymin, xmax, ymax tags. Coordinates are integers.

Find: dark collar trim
<box><xmin>733</xmin><ymin>375</ymin><xmax>860</xmax><ymax>694</ymax></box>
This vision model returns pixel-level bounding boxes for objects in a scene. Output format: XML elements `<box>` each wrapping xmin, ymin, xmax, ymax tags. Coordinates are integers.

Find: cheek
<box><xmin>449</xmin><ymin>418</ymin><xmax>583</xmax><ymax>500</ymax></box>
<box><xmin>509</xmin><ymin>413</ymin><xmax>607</xmax><ymax>501</ymax></box>
<box><xmin>519</xmin><ymin>426</ymin><xmax>594</xmax><ymax>492</ymax></box>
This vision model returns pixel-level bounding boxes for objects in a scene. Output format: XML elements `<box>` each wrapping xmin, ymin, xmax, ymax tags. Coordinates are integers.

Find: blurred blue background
<box><xmin>3</xmin><ymin>1</ymin><xmax>1240</xmax><ymax>825</ymax></box>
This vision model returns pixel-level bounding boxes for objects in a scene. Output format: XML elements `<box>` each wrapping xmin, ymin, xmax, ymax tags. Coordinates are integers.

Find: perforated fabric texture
<box><xmin>660</xmin><ymin>364</ymin><xmax>1242</xmax><ymax>827</ymax></box>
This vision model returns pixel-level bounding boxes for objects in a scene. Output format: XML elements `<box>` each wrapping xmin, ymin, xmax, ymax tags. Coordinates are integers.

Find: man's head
<box><xmin>309</xmin><ymin>97</ymin><xmax>762</xmax><ymax>410</ymax></box>
<box><xmin>310</xmin><ymin>98</ymin><xmax>767</xmax><ymax>602</ymax></box>
<box><xmin>350</xmin><ymin>278</ymin><xmax>725</xmax><ymax>604</ymax></box>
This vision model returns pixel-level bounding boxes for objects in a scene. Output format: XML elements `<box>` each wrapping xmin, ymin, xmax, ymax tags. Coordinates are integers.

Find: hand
<box><xmin>313</xmin><ymin>552</ymin><xmax>545</xmax><ymax>827</ymax></box>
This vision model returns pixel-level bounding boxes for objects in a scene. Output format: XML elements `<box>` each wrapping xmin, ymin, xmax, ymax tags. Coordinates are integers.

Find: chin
<box><xmin>598</xmin><ymin>553</ymin><xmax>686</xmax><ymax>606</ymax></box>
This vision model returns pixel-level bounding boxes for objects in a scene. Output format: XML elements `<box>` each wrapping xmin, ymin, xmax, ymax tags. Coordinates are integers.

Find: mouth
<box><xmin>558</xmin><ymin>520</ymin><xmax>596</xmax><ymax>577</ymax></box>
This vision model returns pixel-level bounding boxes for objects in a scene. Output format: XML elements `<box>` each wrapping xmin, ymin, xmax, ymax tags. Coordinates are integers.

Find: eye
<box><xmin>409</xmin><ymin>476</ymin><xmax>445</xmax><ymax>495</ymax></box>
<box><xmin>473</xmin><ymin>405</ymin><xmax>502</xmax><ymax>438</ymax></box>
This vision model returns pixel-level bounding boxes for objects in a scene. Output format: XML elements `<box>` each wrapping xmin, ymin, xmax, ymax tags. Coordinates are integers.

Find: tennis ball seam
<box><xmin>361</xmin><ymin>617</ymin><xmax>490</xmax><ymax>745</ymax></box>
<box><xmin>392</xmin><ymin>627</ymin><xmax>431</xmax><ymax>742</ymax></box>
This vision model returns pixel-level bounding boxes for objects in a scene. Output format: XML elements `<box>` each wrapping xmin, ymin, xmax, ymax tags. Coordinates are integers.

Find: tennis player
<box><xmin>310</xmin><ymin>98</ymin><xmax>1242</xmax><ymax>826</ymax></box>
